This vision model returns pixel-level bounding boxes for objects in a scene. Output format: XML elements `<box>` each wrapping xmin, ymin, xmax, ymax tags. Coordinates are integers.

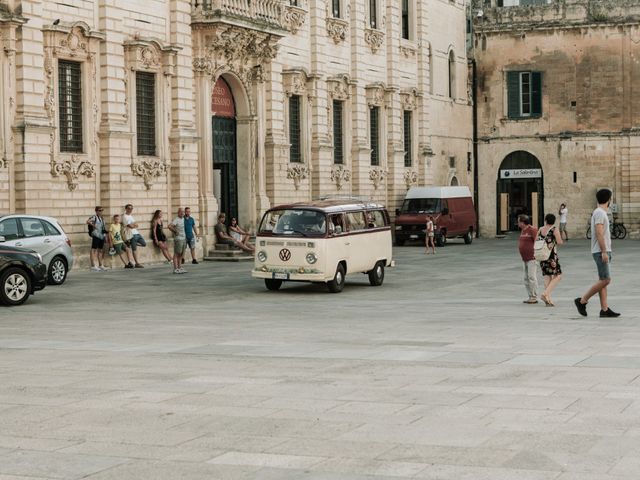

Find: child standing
<box><xmin>109</xmin><ymin>214</ymin><xmax>132</xmax><ymax>268</ymax></box>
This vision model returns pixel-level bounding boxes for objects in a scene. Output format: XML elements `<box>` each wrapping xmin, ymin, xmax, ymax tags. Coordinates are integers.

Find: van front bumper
<box><xmin>252</xmin><ymin>267</ymin><xmax>326</xmax><ymax>283</ymax></box>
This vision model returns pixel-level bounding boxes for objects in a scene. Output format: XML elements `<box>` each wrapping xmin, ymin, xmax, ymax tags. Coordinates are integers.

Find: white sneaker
<box><xmin>99</xmin><ymin>266</ymin><xmax>108</xmax><ymax>271</ymax></box>
<box><xmin>173</xmin><ymin>268</ymin><xmax>180</xmax><ymax>274</ymax></box>
<box><xmin>178</xmin><ymin>268</ymin><xmax>187</xmax><ymax>274</ymax></box>
<box><xmin>91</xmin><ymin>266</ymin><xmax>102</xmax><ymax>272</ymax></box>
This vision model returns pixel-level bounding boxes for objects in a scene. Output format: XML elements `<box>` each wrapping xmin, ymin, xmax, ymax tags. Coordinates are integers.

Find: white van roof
<box><xmin>405</xmin><ymin>186</ymin><xmax>472</xmax><ymax>199</ymax></box>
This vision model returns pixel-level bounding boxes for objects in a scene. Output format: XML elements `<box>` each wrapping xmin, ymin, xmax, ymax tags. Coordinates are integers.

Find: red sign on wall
<box><xmin>211</xmin><ymin>78</ymin><xmax>235</xmax><ymax>118</ymax></box>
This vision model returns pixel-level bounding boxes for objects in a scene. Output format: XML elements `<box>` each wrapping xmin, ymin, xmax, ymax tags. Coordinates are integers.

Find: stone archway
<box><xmin>450</xmin><ymin>176</ymin><xmax>459</xmax><ymax>186</ymax></box>
<box><xmin>496</xmin><ymin>151</ymin><xmax>544</xmax><ymax>232</ymax></box>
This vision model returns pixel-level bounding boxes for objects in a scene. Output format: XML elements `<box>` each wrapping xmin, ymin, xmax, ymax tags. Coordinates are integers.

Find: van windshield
<box><xmin>400</xmin><ymin>198</ymin><xmax>441</xmax><ymax>214</ymax></box>
<box><xmin>259</xmin><ymin>209</ymin><xmax>326</xmax><ymax>237</ymax></box>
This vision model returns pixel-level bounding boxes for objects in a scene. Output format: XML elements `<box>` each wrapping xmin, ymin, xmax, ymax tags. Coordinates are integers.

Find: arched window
<box><xmin>448</xmin><ymin>50</ymin><xmax>456</xmax><ymax>99</ymax></box>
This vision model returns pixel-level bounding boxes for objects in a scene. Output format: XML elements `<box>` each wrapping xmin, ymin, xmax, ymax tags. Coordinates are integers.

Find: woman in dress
<box><xmin>151</xmin><ymin>210</ymin><xmax>173</xmax><ymax>262</ymax></box>
<box><xmin>538</xmin><ymin>213</ymin><xmax>564</xmax><ymax>306</ymax></box>
<box><xmin>229</xmin><ymin>217</ymin><xmax>251</xmax><ymax>247</ymax></box>
<box><xmin>425</xmin><ymin>215</ymin><xmax>436</xmax><ymax>255</ymax></box>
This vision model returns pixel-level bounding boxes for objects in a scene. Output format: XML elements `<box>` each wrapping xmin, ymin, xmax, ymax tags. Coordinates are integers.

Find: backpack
<box><xmin>88</xmin><ymin>216</ymin><xmax>96</xmax><ymax>238</ymax></box>
<box><xmin>534</xmin><ymin>228</ymin><xmax>553</xmax><ymax>262</ymax></box>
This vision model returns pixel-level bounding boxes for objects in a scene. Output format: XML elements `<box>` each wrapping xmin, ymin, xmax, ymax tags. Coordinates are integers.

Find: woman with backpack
<box><xmin>537</xmin><ymin>213</ymin><xmax>564</xmax><ymax>306</ymax></box>
<box><xmin>87</xmin><ymin>206</ymin><xmax>107</xmax><ymax>271</ymax></box>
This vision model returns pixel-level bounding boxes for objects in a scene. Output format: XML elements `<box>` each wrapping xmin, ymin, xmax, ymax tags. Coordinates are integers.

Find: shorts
<box><xmin>129</xmin><ymin>234</ymin><xmax>146</xmax><ymax>251</ymax></box>
<box><xmin>427</xmin><ymin>233</ymin><xmax>435</xmax><ymax>238</ymax></box>
<box><xmin>113</xmin><ymin>243</ymin><xmax>126</xmax><ymax>254</ymax></box>
<box><xmin>560</xmin><ymin>223</ymin><xmax>567</xmax><ymax>232</ymax></box>
<box><xmin>91</xmin><ymin>236</ymin><xmax>105</xmax><ymax>250</ymax></box>
<box><xmin>186</xmin><ymin>237</ymin><xmax>197</xmax><ymax>250</ymax></box>
<box><xmin>217</xmin><ymin>238</ymin><xmax>235</xmax><ymax>246</ymax></box>
<box><xmin>174</xmin><ymin>239</ymin><xmax>186</xmax><ymax>255</ymax></box>
<box><xmin>593</xmin><ymin>251</ymin><xmax>612</xmax><ymax>280</ymax></box>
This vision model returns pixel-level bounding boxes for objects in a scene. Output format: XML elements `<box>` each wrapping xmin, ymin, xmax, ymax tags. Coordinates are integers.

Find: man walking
<box><xmin>169</xmin><ymin>208</ymin><xmax>187</xmax><ymax>274</ymax></box>
<box><xmin>122</xmin><ymin>204</ymin><xmax>146</xmax><ymax>268</ymax></box>
<box><xmin>184</xmin><ymin>207</ymin><xmax>199</xmax><ymax>264</ymax></box>
<box><xmin>87</xmin><ymin>206</ymin><xmax>107</xmax><ymax>271</ymax></box>
<box><xmin>518</xmin><ymin>214</ymin><xmax>538</xmax><ymax>304</ymax></box>
<box><xmin>575</xmin><ymin>189</ymin><xmax>621</xmax><ymax>318</ymax></box>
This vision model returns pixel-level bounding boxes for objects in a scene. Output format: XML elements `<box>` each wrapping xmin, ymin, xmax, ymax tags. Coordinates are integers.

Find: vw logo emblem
<box><xmin>279</xmin><ymin>248</ymin><xmax>292</xmax><ymax>262</ymax></box>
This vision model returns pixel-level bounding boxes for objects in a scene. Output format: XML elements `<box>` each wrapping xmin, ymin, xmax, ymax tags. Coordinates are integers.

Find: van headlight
<box><xmin>306</xmin><ymin>252</ymin><xmax>317</xmax><ymax>264</ymax></box>
<box><xmin>257</xmin><ymin>250</ymin><xmax>268</xmax><ymax>263</ymax></box>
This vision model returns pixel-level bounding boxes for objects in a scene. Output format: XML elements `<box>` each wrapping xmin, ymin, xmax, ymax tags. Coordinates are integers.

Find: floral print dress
<box><xmin>539</xmin><ymin>226</ymin><xmax>561</xmax><ymax>276</ymax></box>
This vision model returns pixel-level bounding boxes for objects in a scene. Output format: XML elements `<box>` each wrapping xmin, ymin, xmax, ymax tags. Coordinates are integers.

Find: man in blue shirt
<box><xmin>183</xmin><ymin>207</ymin><xmax>199</xmax><ymax>264</ymax></box>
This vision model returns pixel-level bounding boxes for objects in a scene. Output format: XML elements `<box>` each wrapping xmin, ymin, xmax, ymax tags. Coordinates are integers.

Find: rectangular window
<box><xmin>507</xmin><ymin>71</ymin><xmax>542</xmax><ymax>119</ymax></box>
<box><xmin>290</xmin><ymin>0</ymin><xmax>298</xmax><ymax>5</ymax></box>
<box><xmin>333</xmin><ymin>100</ymin><xmax>344</xmax><ymax>164</ymax></box>
<box><xmin>332</xmin><ymin>0</ymin><xmax>341</xmax><ymax>18</ymax></box>
<box><xmin>370</xmin><ymin>106</ymin><xmax>380</xmax><ymax>166</ymax></box>
<box><xmin>136</xmin><ymin>71</ymin><xmax>156</xmax><ymax>156</ymax></box>
<box><xmin>401</xmin><ymin>0</ymin><xmax>410</xmax><ymax>39</ymax></box>
<box><xmin>289</xmin><ymin>95</ymin><xmax>302</xmax><ymax>163</ymax></box>
<box><xmin>370</xmin><ymin>0</ymin><xmax>377</xmax><ymax>28</ymax></box>
<box><xmin>58</xmin><ymin>60</ymin><xmax>83</xmax><ymax>153</ymax></box>
<box><xmin>346</xmin><ymin>211</ymin><xmax>367</xmax><ymax>231</ymax></box>
<box><xmin>403</xmin><ymin>110</ymin><xmax>412</xmax><ymax>167</ymax></box>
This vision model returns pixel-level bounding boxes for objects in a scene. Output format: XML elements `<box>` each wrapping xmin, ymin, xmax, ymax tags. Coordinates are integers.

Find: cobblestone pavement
<box><xmin>0</xmin><ymin>237</ymin><xmax>639</xmax><ymax>479</ymax></box>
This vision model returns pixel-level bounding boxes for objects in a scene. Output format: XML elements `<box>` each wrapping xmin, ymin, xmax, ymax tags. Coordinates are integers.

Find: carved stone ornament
<box><xmin>401</xmin><ymin>91</ymin><xmax>417</xmax><ymax>111</ymax></box>
<box><xmin>403</xmin><ymin>169</ymin><xmax>418</xmax><ymax>189</ymax></box>
<box><xmin>328</xmin><ymin>75</ymin><xmax>351</xmax><ymax>101</ymax></box>
<box><xmin>43</xmin><ymin>51</ymin><xmax>56</xmax><ymax>125</ymax></box>
<box><xmin>284</xmin><ymin>5</ymin><xmax>307</xmax><ymax>34</ymax></box>
<box><xmin>369</xmin><ymin>168</ymin><xmax>387</xmax><ymax>190</ymax></box>
<box><xmin>364</xmin><ymin>28</ymin><xmax>384</xmax><ymax>54</ymax></box>
<box><xmin>330</xmin><ymin>165</ymin><xmax>351</xmax><ymax>190</ymax></box>
<box><xmin>326</xmin><ymin>17</ymin><xmax>348</xmax><ymax>44</ymax></box>
<box><xmin>60</xmin><ymin>29</ymin><xmax>87</xmax><ymax>56</ymax></box>
<box><xmin>283</xmin><ymin>71</ymin><xmax>308</xmax><ymax>97</ymax></box>
<box><xmin>400</xmin><ymin>43</ymin><xmax>417</xmax><ymax>58</ymax></box>
<box><xmin>131</xmin><ymin>158</ymin><xmax>168</xmax><ymax>190</ymax></box>
<box><xmin>139</xmin><ymin>46</ymin><xmax>160</xmax><ymax>70</ymax></box>
<box><xmin>51</xmin><ymin>154</ymin><xmax>95</xmax><ymax>192</ymax></box>
<box><xmin>286</xmin><ymin>164</ymin><xmax>309</xmax><ymax>190</ymax></box>
<box><xmin>365</xmin><ymin>84</ymin><xmax>385</xmax><ymax>108</ymax></box>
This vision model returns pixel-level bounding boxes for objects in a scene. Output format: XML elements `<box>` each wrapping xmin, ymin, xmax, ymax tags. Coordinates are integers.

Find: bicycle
<box><xmin>586</xmin><ymin>217</ymin><xmax>627</xmax><ymax>240</ymax></box>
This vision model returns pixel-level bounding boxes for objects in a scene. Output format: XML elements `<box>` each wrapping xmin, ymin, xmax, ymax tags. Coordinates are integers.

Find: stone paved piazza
<box><xmin>0</xmin><ymin>238</ymin><xmax>639</xmax><ymax>479</ymax></box>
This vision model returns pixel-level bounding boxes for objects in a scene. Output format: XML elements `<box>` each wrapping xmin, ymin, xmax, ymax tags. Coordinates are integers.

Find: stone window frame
<box><xmin>123</xmin><ymin>39</ymin><xmax>179</xmax><ymax>189</ymax></box>
<box><xmin>366</xmin><ymin>84</ymin><xmax>387</xmax><ymax>168</ymax></box>
<box><xmin>43</xmin><ymin>22</ymin><xmax>104</xmax><ymax>191</ymax></box>
<box><xmin>283</xmin><ymin>69</ymin><xmax>312</xmax><ymax>166</ymax></box>
<box><xmin>0</xmin><ymin>16</ymin><xmax>24</xmax><ymax>170</ymax></box>
<box><xmin>448</xmin><ymin>48</ymin><xmax>456</xmax><ymax>100</ymax></box>
<box><xmin>400</xmin><ymin>89</ymin><xmax>418</xmax><ymax>168</ymax></box>
<box><xmin>327</xmin><ymin>75</ymin><xmax>353</xmax><ymax>168</ymax></box>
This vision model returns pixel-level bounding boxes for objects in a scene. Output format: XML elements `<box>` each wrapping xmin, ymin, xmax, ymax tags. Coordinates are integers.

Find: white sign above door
<box><xmin>500</xmin><ymin>168</ymin><xmax>542</xmax><ymax>179</ymax></box>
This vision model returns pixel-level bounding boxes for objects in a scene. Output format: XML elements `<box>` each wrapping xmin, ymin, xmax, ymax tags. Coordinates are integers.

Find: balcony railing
<box><xmin>192</xmin><ymin>0</ymin><xmax>286</xmax><ymax>30</ymax></box>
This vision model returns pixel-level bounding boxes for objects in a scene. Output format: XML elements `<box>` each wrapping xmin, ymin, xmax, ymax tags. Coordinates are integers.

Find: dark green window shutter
<box><xmin>531</xmin><ymin>71</ymin><xmax>542</xmax><ymax>117</ymax></box>
<box><xmin>507</xmin><ymin>71</ymin><xmax>520</xmax><ymax>119</ymax></box>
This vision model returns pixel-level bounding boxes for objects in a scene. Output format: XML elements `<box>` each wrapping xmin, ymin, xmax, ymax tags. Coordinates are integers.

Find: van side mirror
<box><xmin>442</xmin><ymin>208</ymin><xmax>449</xmax><ymax>216</ymax></box>
<box><xmin>395</xmin><ymin>209</ymin><xmax>400</xmax><ymax>216</ymax></box>
<box><xmin>0</xmin><ymin>235</ymin><xmax>4</xmax><ymax>242</ymax></box>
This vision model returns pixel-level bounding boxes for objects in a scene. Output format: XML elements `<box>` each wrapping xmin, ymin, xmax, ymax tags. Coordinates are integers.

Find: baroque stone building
<box><xmin>0</xmin><ymin>0</ymin><xmax>472</xmax><ymax>265</ymax></box>
<box><xmin>473</xmin><ymin>0</ymin><xmax>640</xmax><ymax>237</ymax></box>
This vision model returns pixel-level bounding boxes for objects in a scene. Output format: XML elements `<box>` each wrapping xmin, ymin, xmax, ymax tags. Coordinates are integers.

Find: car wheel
<box><xmin>47</xmin><ymin>256</ymin><xmax>68</xmax><ymax>285</ymax></box>
<box><xmin>264</xmin><ymin>279</ymin><xmax>283</xmax><ymax>291</ymax></box>
<box><xmin>368</xmin><ymin>261</ymin><xmax>385</xmax><ymax>287</ymax></box>
<box><xmin>0</xmin><ymin>267</ymin><xmax>31</xmax><ymax>306</ymax></box>
<box><xmin>464</xmin><ymin>231</ymin><xmax>473</xmax><ymax>244</ymax></box>
<box><xmin>327</xmin><ymin>263</ymin><xmax>346</xmax><ymax>293</ymax></box>
<box><xmin>436</xmin><ymin>234</ymin><xmax>446</xmax><ymax>247</ymax></box>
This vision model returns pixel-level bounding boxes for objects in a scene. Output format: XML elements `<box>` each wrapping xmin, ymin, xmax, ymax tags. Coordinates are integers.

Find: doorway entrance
<box><xmin>497</xmin><ymin>151</ymin><xmax>543</xmax><ymax>232</ymax></box>
<box><xmin>212</xmin><ymin>77</ymin><xmax>238</xmax><ymax>222</ymax></box>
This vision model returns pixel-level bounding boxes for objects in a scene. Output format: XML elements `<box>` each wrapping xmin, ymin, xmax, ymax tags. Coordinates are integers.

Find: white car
<box><xmin>0</xmin><ymin>215</ymin><xmax>74</xmax><ymax>285</ymax></box>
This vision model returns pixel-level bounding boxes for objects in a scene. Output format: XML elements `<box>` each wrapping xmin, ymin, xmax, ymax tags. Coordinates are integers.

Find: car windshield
<box><xmin>259</xmin><ymin>209</ymin><xmax>326</xmax><ymax>237</ymax></box>
<box><xmin>400</xmin><ymin>198</ymin><xmax>441</xmax><ymax>214</ymax></box>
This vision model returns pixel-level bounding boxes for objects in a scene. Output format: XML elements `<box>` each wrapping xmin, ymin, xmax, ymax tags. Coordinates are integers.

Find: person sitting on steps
<box><xmin>215</xmin><ymin>213</ymin><xmax>254</xmax><ymax>254</ymax></box>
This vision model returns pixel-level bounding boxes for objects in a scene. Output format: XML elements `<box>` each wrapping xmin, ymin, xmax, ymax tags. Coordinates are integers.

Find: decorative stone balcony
<box><xmin>191</xmin><ymin>0</ymin><xmax>291</xmax><ymax>34</ymax></box>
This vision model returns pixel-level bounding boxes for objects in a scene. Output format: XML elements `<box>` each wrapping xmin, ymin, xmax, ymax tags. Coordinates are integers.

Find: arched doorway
<box><xmin>212</xmin><ymin>77</ymin><xmax>238</xmax><ymax>222</ymax></box>
<box><xmin>450</xmin><ymin>176</ymin><xmax>459</xmax><ymax>186</ymax></box>
<box><xmin>497</xmin><ymin>151</ymin><xmax>543</xmax><ymax>232</ymax></box>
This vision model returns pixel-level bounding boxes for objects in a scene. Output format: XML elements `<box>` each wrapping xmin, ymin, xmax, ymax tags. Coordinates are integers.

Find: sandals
<box><xmin>541</xmin><ymin>294</ymin><xmax>555</xmax><ymax>307</ymax></box>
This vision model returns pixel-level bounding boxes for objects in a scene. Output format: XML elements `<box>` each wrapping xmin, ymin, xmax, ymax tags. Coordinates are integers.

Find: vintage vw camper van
<box><xmin>252</xmin><ymin>200</ymin><xmax>393</xmax><ymax>293</ymax></box>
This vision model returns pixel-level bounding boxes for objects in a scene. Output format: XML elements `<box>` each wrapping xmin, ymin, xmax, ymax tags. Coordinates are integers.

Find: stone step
<box><xmin>208</xmin><ymin>249</ymin><xmax>252</xmax><ymax>257</ymax></box>
<box><xmin>203</xmin><ymin>255</ymin><xmax>254</xmax><ymax>263</ymax></box>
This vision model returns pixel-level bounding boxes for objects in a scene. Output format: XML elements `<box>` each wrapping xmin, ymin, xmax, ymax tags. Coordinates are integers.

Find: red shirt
<box><xmin>519</xmin><ymin>225</ymin><xmax>538</xmax><ymax>262</ymax></box>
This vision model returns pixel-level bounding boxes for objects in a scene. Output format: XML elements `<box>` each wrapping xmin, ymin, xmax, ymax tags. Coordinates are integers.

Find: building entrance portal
<box><xmin>212</xmin><ymin>78</ymin><xmax>238</xmax><ymax>222</ymax></box>
<box><xmin>497</xmin><ymin>151</ymin><xmax>543</xmax><ymax>232</ymax></box>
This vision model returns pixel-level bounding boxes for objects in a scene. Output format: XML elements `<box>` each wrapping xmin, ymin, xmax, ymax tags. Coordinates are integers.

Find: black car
<box><xmin>0</xmin><ymin>245</ymin><xmax>47</xmax><ymax>306</ymax></box>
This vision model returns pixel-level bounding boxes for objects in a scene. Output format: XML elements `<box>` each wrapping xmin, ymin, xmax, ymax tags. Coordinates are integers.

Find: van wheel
<box><xmin>1</xmin><ymin>267</ymin><xmax>31</xmax><ymax>306</ymax></box>
<box><xmin>264</xmin><ymin>279</ymin><xmax>283</xmax><ymax>291</ymax></box>
<box><xmin>48</xmin><ymin>256</ymin><xmax>68</xmax><ymax>285</ymax></box>
<box><xmin>395</xmin><ymin>238</ymin><xmax>405</xmax><ymax>246</ymax></box>
<box><xmin>464</xmin><ymin>231</ymin><xmax>473</xmax><ymax>245</ymax></box>
<box><xmin>436</xmin><ymin>234</ymin><xmax>446</xmax><ymax>247</ymax></box>
<box><xmin>327</xmin><ymin>263</ymin><xmax>346</xmax><ymax>293</ymax></box>
<box><xmin>368</xmin><ymin>261</ymin><xmax>385</xmax><ymax>287</ymax></box>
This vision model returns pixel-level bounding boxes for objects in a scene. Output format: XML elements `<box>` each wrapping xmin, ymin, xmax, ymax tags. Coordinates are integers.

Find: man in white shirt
<box><xmin>558</xmin><ymin>203</ymin><xmax>568</xmax><ymax>241</ymax></box>
<box><xmin>575</xmin><ymin>189</ymin><xmax>620</xmax><ymax>318</ymax></box>
<box><xmin>168</xmin><ymin>208</ymin><xmax>187</xmax><ymax>274</ymax></box>
<box><xmin>122</xmin><ymin>204</ymin><xmax>146</xmax><ymax>268</ymax></box>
